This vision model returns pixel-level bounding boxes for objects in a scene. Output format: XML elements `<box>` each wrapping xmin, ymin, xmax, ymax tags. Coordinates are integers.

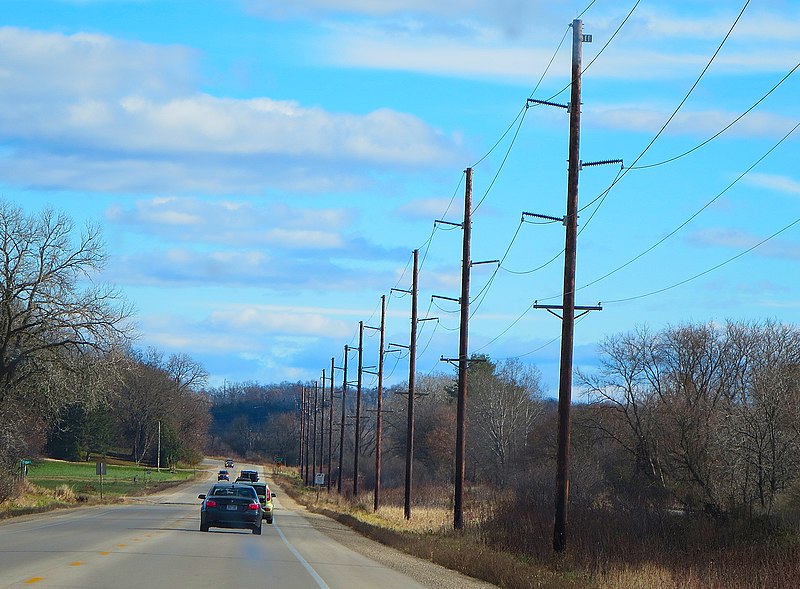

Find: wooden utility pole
<box><xmin>353</xmin><ymin>321</ymin><xmax>364</xmax><ymax>496</ymax></box>
<box><xmin>454</xmin><ymin>167</ymin><xmax>473</xmax><ymax>530</ymax></box>
<box><xmin>299</xmin><ymin>385</ymin><xmax>305</xmax><ymax>475</ymax></box>
<box><xmin>304</xmin><ymin>385</ymin><xmax>311</xmax><ymax>485</ymax></box>
<box><xmin>320</xmin><ymin>369</ymin><xmax>326</xmax><ymax>485</ymax></box>
<box><xmin>312</xmin><ymin>380</ymin><xmax>318</xmax><ymax>485</ymax></box>
<box><xmin>337</xmin><ymin>346</ymin><xmax>349</xmax><ymax>494</ymax></box>
<box><xmin>553</xmin><ymin>18</ymin><xmax>584</xmax><ymax>553</ymax></box>
<box><xmin>404</xmin><ymin>249</ymin><xmax>419</xmax><ymax>520</ymax></box>
<box><xmin>328</xmin><ymin>356</ymin><xmax>335</xmax><ymax>492</ymax></box>
<box><xmin>374</xmin><ymin>295</ymin><xmax>386</xmax><ymax>512</ymax></box>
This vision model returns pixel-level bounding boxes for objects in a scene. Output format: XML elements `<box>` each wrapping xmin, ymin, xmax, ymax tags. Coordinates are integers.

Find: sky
<box><xmin>2</xmin><ymin>0</ymin><xmax>799</xmax><ymax>396</ymax></box>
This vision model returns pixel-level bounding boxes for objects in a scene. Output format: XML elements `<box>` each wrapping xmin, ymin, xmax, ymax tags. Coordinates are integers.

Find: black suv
<box><xmin>239</xmin><ymin>469</ymin><xmax>259</xmax><ymax>482</ymax></box>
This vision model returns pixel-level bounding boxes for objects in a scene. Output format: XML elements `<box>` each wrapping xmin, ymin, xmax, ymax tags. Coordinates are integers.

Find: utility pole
<box><xmin>373</xmin><ymin>296</ymin><xmax>386</xmax><ymax>512</ymax></box>
<box><xmin>320</xmin><ymin>369</ymin><xmax>326</xmax><ymax>486</ymax></box>
<box><xmin>299</xmin><ymin>386</ymin><xmax>305</xmax><ymax>477</ymax></box>
<box><xmin>312</xmin><ymin>380</ymin><xmax>318</xmax><ymax>486</ymax></box>
<box><xmin>328</xmin><ymin>356</ymin><xmax>335</xmax><ymax>492</ymax></box>
<box><xmin>353</xmin><ymin>321</ymin><xmax>364</xmax><ymax>496</ymax></box>
<box><xmin>404</xmin><ymin>249</ymin><xmax>419</xmax><ymax>520</ymax></box>
<box><xmin>454</xmin><ymin>168</ymin><xmax>473</xmax><ymax>530</ymax></box>
<box><xmin>157</xmin><ymin>420</ymin><xmax>161</xmax><ymax>473</ymax></box>
<box><xmin>553</xmin><ymin>18</ymin><xmax>585</xmax><ymax>553</ymax></box>
<box><xmin>337</xmin><ymin>345</ymin><xmax>349</xmax><ymax>494</ymax></box>
<box><xmin>304</xmin><ymin>385</ymin><xmax>311</xmax><ymax>485</ymax></box>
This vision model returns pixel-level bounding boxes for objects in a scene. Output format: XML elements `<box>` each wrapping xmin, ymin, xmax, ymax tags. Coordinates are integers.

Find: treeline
<box><xmin>278</xmin><ymin>320</ymin><xmax>800</xmax><ymax>528</ymax></box>
<box><xmin>578</xmin><ymin>320</ymin><xmax>800</xmax><ymax>517</ymax></box>
<box><xmin>204</xmin><ymin>381</ymin><xmax>300</xmax><ymax>461</ymax></box>
<box><xmin>0</xmin><ymin>202</ymin><xmax>209</xmax><ymax>501</ymax></box>
<box><xmin>45</xmin><ymin>349</ymin><xmax>210</xmax><ymax>469</ymax></box>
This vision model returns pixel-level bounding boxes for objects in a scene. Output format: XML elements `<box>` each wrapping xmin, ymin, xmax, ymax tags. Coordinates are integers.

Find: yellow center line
<box><xmin>24</xmin><ymin>578</ymin><xmax>44</xmax><ymax>584</ymax></box>
<box><xmin>70</xmin><ymin>561</ymin><xmax>84</xmax><ymax>566</ymax></box>
<box><xmin>99</xmin><ymin>551</ymin><xmax>111</xmax><ymax>556</ymax></box>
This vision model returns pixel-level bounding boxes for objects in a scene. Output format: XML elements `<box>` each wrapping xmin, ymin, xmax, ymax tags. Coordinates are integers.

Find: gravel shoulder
<box><xmin>268</xmin><ymin>477</ymin><xmax>499</xmax><ymax>589</ymax></box>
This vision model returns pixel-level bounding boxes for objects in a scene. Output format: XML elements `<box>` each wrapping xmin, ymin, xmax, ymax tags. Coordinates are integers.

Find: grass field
<box><xmin>0</xmin><ymin>458</ymin><xmax>197</xmax><ymax>519</ymax></box>
<box><xmin>27</xmin><ymin>458</ymin><xmax>194</xmax><ymax>498</ymax></box>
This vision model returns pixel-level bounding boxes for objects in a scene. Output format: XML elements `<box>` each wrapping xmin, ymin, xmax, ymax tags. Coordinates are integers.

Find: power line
<box><xmin>472</xmin><ymin>108</ymin><xmax>530</xmax><ymax>213</ymax></box>
<box><xmin>554</xmin><ymin>0</ymin><xmax>752</xmax><ymax>236</ymax></box>
<box><xmin>630</xmin><ymin>62</ymin><xmax>800</xmax><ymax>170</ymax></box>
<box><xmin>473</xmin><ymin>304</ymin><xmax>534</xmax><ymax>353</ymax></box>
<box><xmin>539</xmin><ymin>0</ymin><xmax>642</xmax><ymax>104</ymax></box>
<box><xmin>581</xmin><ymin>0</ymin><xmax>641</xmax><ymax>76</ymax></box>
<box><xmin>573</xmin><ymin>119</ymin><xmax>800</xmax><ymax>297</ymax></box>
<box><xmin>471</xmin><ymin>23</ymin><xmax>572</xmax><ymax>169</ymax></box>
<box><xmin>604</xmin><ymin>213</ymin><xmax>800</xmax><ymax>305</ymax></box>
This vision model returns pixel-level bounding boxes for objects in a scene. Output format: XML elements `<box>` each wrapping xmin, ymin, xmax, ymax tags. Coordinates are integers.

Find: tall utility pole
<box><xmin>553</xmin><ymin>18</ymin><xmax>584</xmax><ymax>553</ymax></box>
<box><xmin>454</xmin><ymin>168</ymin><xmax>473</xmax><ymax>530</ymax></box>
<box><xmin>337</xmin><ymin>345</ymin><xmax>349</xmax><ymax>494</ymax></box>
<box><xmin>353</xmin><ymin>321</ymin><xmax>364</xmax><ymax>496</ymax></box>
<box><xmin>312</xmin><ymin>380</ymin><xmax>318</xmax><ymax>485</ymax></box>
<box><xmin>328</xmin><ymin>356</ymin><xmax>335</xmax><ymax>492</ymax></box>
<box><xmin>404</xmin><ymin>249</ymin><xmax>419</xmax><ymax>520</ymax></box>
<box><xmin>320</xmin><ymin>369</ymin><xmax>326</xmax><ymax>485</ymax></box>
<box><xmin>373</xmin><ymin>296</ymin><xmax>386</xmax><ymax>512</ymax></box>
<box><xmin>157</xmin><ymin>420</ymin><xmax>161</xmax><ymax>473</ymax></box>
<box><xmin>299</xmin><ymin>386</ymin><xmax>305</xmax><ymax>473</ymax></box>
<box><xmin>304</xmin><ymin>385</ymin><xmax>311</xmax><ymax>485</ymax></box>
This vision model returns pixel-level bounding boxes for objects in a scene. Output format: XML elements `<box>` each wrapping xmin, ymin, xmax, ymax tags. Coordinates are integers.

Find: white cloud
<box><xmin>630</xmin><ymin>7</ymin><xmax>800</xmax><ymax>43</ymax></box>
<box><xmin>241</xmin><ymin>0</ymin><xmax>557</xmax><ymax>38</ymax></box>
<box><xmin>210</xmin><ymin>306</ymin><xmax>351</xmax><ymax>337</ymax></box>
<box><xmin>745</xmin><ymin>173</ymin><xmax>800</xmax><ymax>195</ymax></box>
<box><xmin>586</xmin><ymin>105</ymin><xmax>796</xmax><ymax>139</ymax></box>
<box><xmin>250</xmin><ymin>2</ymin><xmax>800</xmax><ymax>83</ymax></box>
<box><xmin>688</xmin><ymin>228</ymin><xmax>800</xmax><ymax>260</ymax></box>
<box><xmin>0</xmin><ymin>27</ymin><xmax>464</xmax><ymax>194</ymax></box>
<box><xmin>395</xmin><ymin>198</ymin><xmax>459</xmax><ymax>220</ymax></box>
<box><xmin>106</xmin><ymin>196</ymin><xmax>354</xmax><ymax>249</ymax></box>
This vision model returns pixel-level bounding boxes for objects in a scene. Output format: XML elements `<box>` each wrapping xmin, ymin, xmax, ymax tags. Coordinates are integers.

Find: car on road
<box><xmin>217</xmin><ymin>470</ymin><xmax>229</xmax><ymax>481</ymax></box>
<box><xmin>237</xmin><ymin>480</ymin><xmax>276</xmax><ymax>524</ymax></box>
<box><xmin>225</xmin><ymin>458</ymin><xmax>234</xmax><ymax>468</ymax></box>
<box><xmin>198</xmin><ymin>483</ymin><xmax>263</xmax><ymax>535</ymax></box>
<box><xmin>239</xmin><ymin>469</ymin><xmax>259</xmax><ymax>482</ymax></box>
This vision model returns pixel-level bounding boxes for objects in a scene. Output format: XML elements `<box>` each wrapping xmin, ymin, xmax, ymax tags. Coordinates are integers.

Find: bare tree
<box><xmin>468</xmin><ymin>357</ymin><xmax>544</xmax><ymax>486</ymax></box>
<box><xmin>0</xmin><ymin>202</ymin><xmax>132</xmax><ymax>493</ymax></box>
<box><xmin>580</xmin><ymin>320</ymin><xmax>800</xmax><ymax>517</ymax></box>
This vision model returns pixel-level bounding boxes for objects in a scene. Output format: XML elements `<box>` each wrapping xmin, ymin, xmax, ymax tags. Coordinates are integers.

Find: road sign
<box><xmin>96</xmin><ymin>462</ymin><xmax>106</xmax><ymax>475</ymax></box>
<box><xmin>314</xmin><ymin>473</ymin><xmax>325</xmax><ymax>486</ymax></box>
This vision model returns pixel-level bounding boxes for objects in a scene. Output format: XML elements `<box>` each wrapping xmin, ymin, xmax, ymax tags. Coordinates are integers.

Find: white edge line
<box><xmin>274</xmin><ymin>522</ymin><xmax>331</xmax><ymax>589</ymax></box>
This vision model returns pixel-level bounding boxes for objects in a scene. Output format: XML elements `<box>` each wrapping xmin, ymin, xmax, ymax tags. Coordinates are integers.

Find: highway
<box><xmin>0</xmin><ymin>464</ymin><xmax>469</xmax><ymax>589</ymax></box>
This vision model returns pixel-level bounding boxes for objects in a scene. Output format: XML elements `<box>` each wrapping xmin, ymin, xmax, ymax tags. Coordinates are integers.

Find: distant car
<box><xmin>198</xmin><ymin>483</ymin><xmax>263</xmax><ymax>535</ymax></box>
<box><xmin>237</xmin><ymin>480</ymin><xmax>277</xmax><ymax>524</ymax></box>
<box><xmin>239</xmin><ymin>469</ymin><xmax>259</xmax><ymax>482</ymax></box>
<box><xmin>225</xmin><ymin>458</ymin><xmax>234</xmax><ymax>468</ymax></box>
<box><xmin>217</xmin><ymin>470</ymin><xmax>229</xmax><ymax>481</ymax></box>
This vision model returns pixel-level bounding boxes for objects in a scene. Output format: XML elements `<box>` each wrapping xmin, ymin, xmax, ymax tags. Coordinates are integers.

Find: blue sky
<box><xmin>2</xmin><ymin>0</ymin><xmax>799</xmax><ymax>396</ymax></box>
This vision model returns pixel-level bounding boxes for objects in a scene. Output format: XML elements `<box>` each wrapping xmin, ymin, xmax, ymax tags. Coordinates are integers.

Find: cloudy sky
<box><xmin>3</xmin><ymin>0</ymin><xmax>799</xmax><ymax>395</ymax></box>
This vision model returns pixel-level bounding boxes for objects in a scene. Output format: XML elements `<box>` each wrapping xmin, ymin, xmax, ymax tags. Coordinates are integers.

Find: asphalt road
<box><xmin>0</xmin><ymin>463</ymin><xmax>494</xmax><ymax>589</ymax></box>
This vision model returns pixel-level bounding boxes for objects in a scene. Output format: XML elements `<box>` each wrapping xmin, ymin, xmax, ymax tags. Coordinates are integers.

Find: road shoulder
<box><xmin>269</xmin><ymin>477</ymin><xmax>498</xmax><ymax>589</ymax></box>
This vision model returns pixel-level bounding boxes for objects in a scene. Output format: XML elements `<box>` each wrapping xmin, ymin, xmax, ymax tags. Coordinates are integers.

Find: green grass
<box><xmin>26</xmin><ymin>458</ymin><xmax>194</xmax><ymax>499</ymax></box>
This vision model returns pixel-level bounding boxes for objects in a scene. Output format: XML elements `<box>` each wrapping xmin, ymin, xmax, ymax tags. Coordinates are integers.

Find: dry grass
<box><xmin>280</xmin><ymin>475</ymin><xmax>800</xmax><ymax>589</ymax></box>
<box><xmin>0</xmin><ymin>479</ymin><xmax>82</xmax><ymax>519</ymax></box>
